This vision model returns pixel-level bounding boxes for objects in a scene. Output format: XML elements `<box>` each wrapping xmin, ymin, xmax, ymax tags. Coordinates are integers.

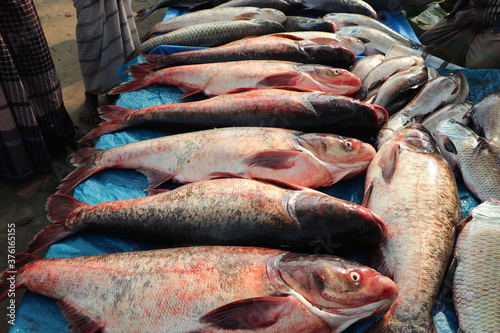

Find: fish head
<box><xmin>290</xmin><ymin>191</ymin><xmax>387</xmax><ymax>247</ymax></box>
<box><xmin>294</xmin><ymin>64</ymin><xmax>361</xmax><ymax>95</ymax></box>
<box><xmin>269</xmin><ymin>253</ymin><xmax>397</xmax><ymax>329</ymax></box>
<box><xmin>337</xmin><ymin>36</ymin><xmax>366</xmax><ymax>56</ymax></box>
<box><xmin>434</xmin><ymin>119</ymin><xmax>479</xmax><ymax>168</ymax></box>
<box><xmin>299</xmin><ymin>44</ymin><xmax>355</xmax><ymax>69</ymax></box>
<box><xmin>253</xmin><ymin>19</ymin><xmax>286</xmax><ymax>34</ymax></box>
<box><xmin>257</xmin><ymin>8</ymin><xmax>287</xmax><ymax>24</ymax></box>
<box><xmin>297</xmin><ymin>133</ymin><xmax>375</xmax><ymax>180</ymax></box>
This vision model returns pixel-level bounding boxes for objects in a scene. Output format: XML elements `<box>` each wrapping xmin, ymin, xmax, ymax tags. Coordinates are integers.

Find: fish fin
<box><xmin>46</xmin><ymin>194</ymin><xmax>89</xmax><ymax>223</ymax></box>
<box><xmin>148</xmin><ymin>189</ymin><xmax>171</xmax><ymax>196</ymax></box>
<box><xmin>140</xmin><ymin>169</ymin><xmax>174</xmax><ymax>191</ymax></box>
<box><xmin>57</xmin><ymin>298</ymin><xmax>105</xmax><ymax>333</ymax></box>
<box><xmin>379</xmin><ymin>144</ymin><xmax>400</xmax><ymax>184</ymax></box>
<box><xmin>225</xmin><ymin>87</ymin><xmax>258</xmax><ymax>94</ymax></box>
<box><xmin>178</xmin><ymin>84</ymin><xmax>205</xmax><ymax>98</ymax></box>
<box><xmin>268</xmin><ymin>33</ymin><xmax>305</xmax><ymax>41</ymax></box>
<box><xmin>233</xmin><ymin>13</ymin><xmax>261</xmax><ymax>20</ymax></box>
<box><xmin>56</xmin><ymin>149</ymin><xmax>106</xmax><ymax>194</ymax></box>
<box><xmin>132</xmin><ymin>54</ymin><xmax>170</xmax><ymax>71</ymax></box>
<box><xmin>79</xmin><ymin>106</ymin><xmax>136</xmax><ymax>141</ymax></box>
<box><xmin>256</xmin><ymin>73</ymin><xmax>301</xmax><ymax>88</ymax></box>
<box><xmin>27</xmin><ymin>195</ymin><xmax>89</xmax><ymax>253</ymax></box>
<box><xmin>362</xmin><ymin>182</ymin><xmax>373</xmax><ymax>207</ymax></box>
<box><xmin>200</xmin><ymin>296</ymin><xmax>294</xmax><ymax>329</ymax></box>
<box><xmin>440</xmin><ymin>255</ymin><xmax>458</xmax><ymax>303</ymax></box>
<box><xmin>108</xmin><ymin>78</ymin><xmax>151</xmax><ymax>95</ymax></box>
<box><xmin>208</xmin><ymin>172</ymin><xmax>247</xmax><ymax>180</ymax></box>
<box><xmin>243</xmin><ymin>149</ymin><xmax>303</xmax><ymax>169</ymax></box>
<box><xmin>0</xmin><ymin>253</ymin><xmax>41</xmax><ymax>301</ymax></box>
<box><xmin>249</xmin><ymin>178</ymin><xmax>310</xmax><ymax>191</ymax></box>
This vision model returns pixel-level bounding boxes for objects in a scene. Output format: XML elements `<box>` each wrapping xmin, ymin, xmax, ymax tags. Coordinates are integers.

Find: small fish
<box><xmin>376</xmin><ymin>73</ymin><xmax>461</xmax><ymax>148</ymax></box>
<box><xmin>139</xmin><ymin>19</ymin><xmax>285</xmax><ymax>53</ymax></box>
<box><xmin>57</xmin><ymin>127</ymin><xmax>376</xmax><ymax>194</ymax></box>
<box><xmin>268</xmin><ymin>31</ymin><xmax>366</xmax><ymax>55</ymax></box>
<box><xmin>421</xmin><ymin>102</ymin><xmax>473</xmax><ymax>135</ymax></box>
<box><xmin>371</xmin><ymin>65</ymin><xmax>428</xmax><ymax>113</ymax></box>
<box><xmin>452</xmin><ymin>199</ymin><xmax>500</xmax><ymax>332</ymax></box>
<box><xmin>323</xmin><ymin>13</ymin><xmax>424</xmax><ymax>50</ymax></box>
<box><xmin>82</xmin><ymin>89</ymin><xmax>386</xmax><ymax>141</ymax></box>
<box><xmin>141</xmin><ymin>7</ymin><xmax>286</xmax><ymax>42</ymax></box>
<box><xmin>283</xmin><ymin>15</ymin><xmax>335</xmax><ymax>32</ymax></box>
<box><xmin>357</xmin><ymin>55</ymin><xmax>424</xmax><ymax>100</ymax></box>
<box><xmin>132</xmin><ymin>36</ymin><xmax>356</xmax><ymax>71</ymax></box>
<box><xmin>363</xmin><ymin>123</ymin><xmax>461</xmax><ymax>332</ymax></box>
<box><xmin>110</xmin><ymin>60</ymin><xmax>362</xmax><ymax>97</ymax></box>
<box><xmin>350</xmin><ymin>54</ymin><xmax>384</xmax><ymax>81</ymax></box>
<box><xmin>336</xmin><ymin>26</ymin><xmax>403</xmax><ymax>55</ymax></box>
<box><xmin>0</xmin><ymin>247</ymin><xmax>399</xmax><ymax>332</ymax></box>
<box><xmin>28</xmin><ymin>178</ymin><xmax>387</xmax><ymax>254</ymax></box>
<box><xmin>468</xmin><ymin>89</ymin><xmax>500</xmax><ymax>156</ymax></box>
<box><xmin>434</xmin><ymin>119</ymin><xmax>500</xmax><ymax>202</ymax></box>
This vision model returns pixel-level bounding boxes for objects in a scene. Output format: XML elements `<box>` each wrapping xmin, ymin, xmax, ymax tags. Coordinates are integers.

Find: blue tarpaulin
<box><xmin>10</xmin><ymin>9</ymin><xmax>496</xmax><ymax>333</ymax></box>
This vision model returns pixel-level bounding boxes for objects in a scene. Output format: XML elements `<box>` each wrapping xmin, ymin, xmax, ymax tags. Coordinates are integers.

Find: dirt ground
<box><xmin>0</xmin><ymin>1</ymin><xmax>167</xmax><ymax>332</ymax></box>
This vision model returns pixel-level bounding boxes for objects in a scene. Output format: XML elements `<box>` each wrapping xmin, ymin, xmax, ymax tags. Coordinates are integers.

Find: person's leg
<box><xmin>79</xmin><ymin>92</ymin><xmax>99</xmax><ymax>124</ymax></box>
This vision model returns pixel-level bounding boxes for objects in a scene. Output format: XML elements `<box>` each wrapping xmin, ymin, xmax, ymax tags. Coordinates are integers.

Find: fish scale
<box><xmin>139</xmin><ymin>19</ymin><xmax>285</xmax><ymax>53</ymax></box>
<box><xmin>453</xmin><ymin>200</ymin><xmax>500</xmax><ymax>332</ymax></box>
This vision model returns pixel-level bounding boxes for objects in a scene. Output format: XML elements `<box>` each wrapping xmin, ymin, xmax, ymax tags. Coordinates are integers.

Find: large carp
<box><xmin>363</xmin><ymin>123</ymin><xmax>461</xmax><ymax>332</ymax></box>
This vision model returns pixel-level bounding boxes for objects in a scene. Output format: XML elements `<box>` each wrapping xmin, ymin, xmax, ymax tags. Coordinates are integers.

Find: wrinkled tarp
<box><xmin>11</xmin><ymin>9</ymin><xmax>496</xmax><ymax>333</ymax></box>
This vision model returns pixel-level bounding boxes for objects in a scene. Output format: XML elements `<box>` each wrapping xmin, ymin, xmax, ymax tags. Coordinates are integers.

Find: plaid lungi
<box><xmin>0</xmin><ymin>0</ymin><xmax>75</xmax><ymax>181</ymax></box>
<box><xmin>73</xmin><ymin>0</ymin><xmax>140</xmax><ymax>94</ymax></box>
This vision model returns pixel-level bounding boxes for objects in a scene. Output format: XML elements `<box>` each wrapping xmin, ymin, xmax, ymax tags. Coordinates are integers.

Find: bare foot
<box><xmin>79</xmin><ymin>92</ymin><xmax>100</xmax><ymax>125</ymax></box>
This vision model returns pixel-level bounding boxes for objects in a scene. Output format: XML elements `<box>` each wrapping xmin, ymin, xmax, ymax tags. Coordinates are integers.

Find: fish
<box><xmin>141</xmin><ymin>7</ymin><xmax>287</xmax><ymax>42</ymax></box>
<box><xmin>300</xmin><ymin>0</ymin><xmax>377</xmax><ymax>18</ymax></box>
<box><xmin>323</xmin><ymin>13</ymin><xmax>424</xmax><ymax>50</ymax></box>
<box><xmin>135</xmin><ymin>0</ymin><xmax>175</xmax><ymax>24</ymax></box>
<box><xmin>214</xmin><ymin>0</ymin><xmax>303</xmax><ymax>13</ymax></box>
<box><xmin>110</xmin><ymin>60</ymin><xmax>362</xmax><ymax>97</ymax></box>
<box><xmin>349</xmin><ymin>54</ymin><xmax>384</xmax><ymax>81</ymax></box>
<box><xmin>0</xmin><ymin>247</ymin><xmax>399</xmax><ymax>332</ymax></box>
<box><xmin>132</xmin><ymin>36</ymin><xmax>356</xmax><ymax>72</ymax></box>
<box><xmin>139</xmin><ymin>19</ymin><xmax>285</xmax><ymax>53</ymax></box>
<box><xmin>371</xmin><ymin>65</ymin><xmax>428</xmax><ymax>113</ymax></box>
<box><xmin>357</xmin><ymin>55</ymin><xmax>424</xmax><ymax>100</ymax></box>
<box><xmin>283</xmin><ymin>15</ymin><xmax>335</xmax><ymax>32</ymax></box>
<box><xmin>434</xmin><ymin>119</ymin><xmax>500</xmax><ymax>202</ymax></box>
<box><xmin>467</xmin><ymin>89</ymin><xmax>500</xmax><ymax>156</ymax></box>
<box><xmin>28</xmin><ymin>177</ymin><xmax>388</xmax><ymax>254</ymax></box>
<box><xmin>421</xmin><ymin>102</ymin><xmax>473</xmax><ymax>135</ymax></box>
<box><xmin>268</xmin><ymin>31</ymin><xmax>366</xmax><ymax>55</ymax></box>
<box><xmin>336</xmin><ymin>26</ymin><xmax>403</xmax><ymax>55</ymax></box>
<box><xmin>57</xmin><ymin>127</ymin><xmax>377</xmax><ymax>194</ymax></box>
<box><xmin>452</xmin><ymin>199</ymin><xmax>500</xmax><ymax>332</ymax></box>
<box><xmin>81</xmin><ymin>89</ymin><xmax>387</xmax><ymax>141</ymax></box>
<box><xmin>375</xmin><ymin>72</ymin><xmax>461</xmax><ymax>149</ymax></box>
<box><xmin>363</xmin><ymin>123</ymin><xmax>461</xmax><ymax>332</ymax></box>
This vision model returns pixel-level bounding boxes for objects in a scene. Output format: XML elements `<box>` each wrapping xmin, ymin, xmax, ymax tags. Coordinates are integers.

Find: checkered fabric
<box><xmin>0</xmin><ymin>0</ymin><xmax>75</xmax><ymax>181</ymax></box>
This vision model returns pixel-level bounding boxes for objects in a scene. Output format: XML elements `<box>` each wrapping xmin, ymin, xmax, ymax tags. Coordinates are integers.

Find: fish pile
<box><xmin>3</xmin><ymin>3</ymin><xmax>500</xmax><ymax>333</ymax></box>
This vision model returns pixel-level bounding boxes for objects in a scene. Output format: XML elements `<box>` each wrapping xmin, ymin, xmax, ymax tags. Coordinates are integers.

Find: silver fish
<box><xmin>453</xmin><ymin>199</ymin><xmax>500</xmax><ymax>332</ymax></box>
<box><xmin>376</xmin><ymin>72</ymin><xmax>461</xmax><ymax>149</ymax></box>
<box><xmin>336</xmin><ymin>26</ymin><xmax>403</xmax><ymax>55</ymax></box>
<box><xmin>435</xmin><ymin>119</ymin><xmax>500</xmax><ymax>202</ymax></box>
<box><xmin>350</xmin><ymin>54</ymin><xmax>384</xmax><ymax>81</ymax></box>
<box><xmin>421</xmin><ymin>102</ymin><xmax>473</xmax><ymax>135</ymax></box>
<box><xmin>468</xmin><ymin>89</ymin><xmax>500</xmax><ymax>156</ymax></box>
<box><xmin>364</xmin><ymin>123</ymin><xmax>461</xmax><ymax>332</ymax></box>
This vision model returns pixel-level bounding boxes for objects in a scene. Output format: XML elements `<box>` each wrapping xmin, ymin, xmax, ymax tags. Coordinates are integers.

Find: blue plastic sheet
<box><xmin>10</xmin><ymin>9</ymin><xmax>494</xmax><ymax>333</ymax></box>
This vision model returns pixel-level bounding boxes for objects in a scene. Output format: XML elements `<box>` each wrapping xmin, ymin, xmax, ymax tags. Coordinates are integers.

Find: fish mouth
<box><xmin>373</xmin><ymin>105</ymin><xmax>389</xmax><ymax>127</ymax></box>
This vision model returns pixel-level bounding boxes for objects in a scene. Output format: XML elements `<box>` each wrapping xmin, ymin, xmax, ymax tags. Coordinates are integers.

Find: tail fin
<box><xmin>133</xmin><ymin>54</ymin><xmax>172</xmax><ymax>71</ymax></box>
<box><xmin>135</xmin><ymin>8</ymin><xmax>154</xmax><ymax>25</ymax></box>
<box><xmin>56</xmin><ymin>148</ymin><xmax>105</xmax><ymax>194</ymax></box>
<box><xmin>80</xmin><ymin>106</ymin><xmax>136</xmax><ymax>141</ymax></box>
<box><xmin>27</xmin><ymin>195</ymin><xmax>89</xmax><ymax>254</ymax></box>
<box><xmin>140</xmin><ymin>29</ymin><xmax>154</xmax><ymax>43</ymax></box>
<box><xmin>1</xmin><ymin>253</ymin><xmax>41</xmax><ymax>301</ymax></box>
<box><xmin>108</xmin><ymin>67</ymin><xmax>155</xmax><ymax>95</ymax></box>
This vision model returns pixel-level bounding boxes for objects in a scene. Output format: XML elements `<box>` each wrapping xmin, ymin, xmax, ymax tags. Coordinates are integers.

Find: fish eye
<box><xmin>344</xmin><ymin>141</ymin><xmax>353</xmax><ymax>151</ymax></box>
<box><xmin>350</xmin><ymin>272</ymin><xmax>361</xmax><ymax>282</ymax></box>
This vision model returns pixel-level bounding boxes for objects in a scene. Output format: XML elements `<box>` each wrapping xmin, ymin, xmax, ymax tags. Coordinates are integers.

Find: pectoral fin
<box><xmin>379</xmin><ymin>144</ymin><xmax>400</xmax><ymax>184</ymax></box>
<box><xmin>57</xmin><ymin>298</ymin><xmax>105</xmax><ymax>333</ymax></box>
<box><xmin>243</xmin><ymin>150</ymin><xmax>304</xmax><ymax>169</ymax></box>
<box><xmin>200</xmin><ymin>296</ymin><xmax>294</xmax><ymax>329</ymax></box>
<box><xmin>256</xmin><ymin>73</ymin><xmax>302</xmax><ymax>88</ymax></box>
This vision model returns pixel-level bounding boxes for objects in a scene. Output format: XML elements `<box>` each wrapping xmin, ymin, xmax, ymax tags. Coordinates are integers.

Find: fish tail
<box><xmin>140</xmin><ymin>30</ymin><xmax>154</xmax><ymax>43</ymax></box>
<box><xmin>0</xmin><ymin>253</ymin><xmax>41</xmax><ymax>301</ymax></box>
<box><xmin>108</xmin><ymin>67</ymin><xmax>156</xmax><ymax>94</ymax></box>
<box><xmin>80</xmin><ymin>106</ymin><xmax>136</xmax><ymax>140</ymax></box>
<box><xmin>56</xmin><ymin>148</ymin><xmax>106</xmax><ymax>194</ymax></box>
<box><xmin>135</xmin><ymin>8</ymin><xmax>153</xmax><ymax>25</ymax></box>
<box><xmin>26</xmin><ymin>195</ymin><xmax>89</xmax><ymax>254</ymax></box>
